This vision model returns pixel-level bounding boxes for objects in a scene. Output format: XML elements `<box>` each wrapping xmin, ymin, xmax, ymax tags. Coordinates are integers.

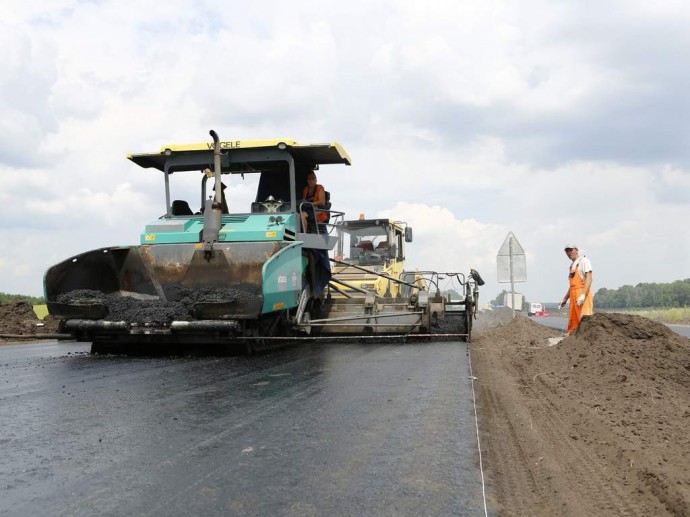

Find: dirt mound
<box><xmin>0</xmin><ymin>302</ymin><xmax>61</xmax><ymax>340</ymax></box>
<box><xmin>473</xmin><ymin>307</ymin><xmax>518</xmax><ymax>332</ymax></box>
<box><xmin>546</xmin><ymin>313</ymin><xmax>690</xmax><ymax>390</ymax></box>
<box><xmin>478</xmin><ymin>312</ymin><xmax>558</xmax><ymax>345</ymax></box>
<box><xmin>471</xmin><ymin>313</ymin><xmax>690</xmax><ymax>516</ymax></box>
<box><xmin>575</xmin><ymin>312</ymin><xmax>682</xmax><ymax>342</ymax></box>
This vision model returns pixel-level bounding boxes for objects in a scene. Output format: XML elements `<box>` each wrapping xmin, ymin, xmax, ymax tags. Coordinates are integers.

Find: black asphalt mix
<box><xmin>0</xmin><ymin>340</ymin><xmax>487</xmax><ymax>516</ymax></box>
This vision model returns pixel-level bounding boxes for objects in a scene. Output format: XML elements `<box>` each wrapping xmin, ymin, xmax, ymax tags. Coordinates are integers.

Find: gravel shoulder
<box><xmin>471</xmin><ymin>310</ymin><xmax>690</xmax><ymax>516</ymax></box>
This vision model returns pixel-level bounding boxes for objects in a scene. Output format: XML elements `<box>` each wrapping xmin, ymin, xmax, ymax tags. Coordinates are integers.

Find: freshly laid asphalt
<box><xmin>0</xmin><ymin>340</ymin><xmax>487</xmax><ymax>516</ymax></box>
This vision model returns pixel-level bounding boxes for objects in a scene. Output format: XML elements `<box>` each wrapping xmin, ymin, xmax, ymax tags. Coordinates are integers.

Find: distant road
<box><xmin>530</xmin><ymin>315</ymin><xmax>690</xmax><ymax>338</ymax></box>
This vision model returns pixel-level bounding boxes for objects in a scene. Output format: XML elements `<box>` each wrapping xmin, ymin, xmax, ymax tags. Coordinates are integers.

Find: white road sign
<box><xmin>497</xmin><ymin>232</ymin><xmax>527</xmax><ymax>283</ymax></box>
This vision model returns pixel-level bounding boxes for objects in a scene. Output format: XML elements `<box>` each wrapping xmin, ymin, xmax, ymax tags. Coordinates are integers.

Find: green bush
<box><xmin>0</xmin><ymin>292</ymin><xmax>45</xmax><ymax>305</ymax></box>
<box><xmin>595</xmin><ymin>279</ymin><xmax>690</xmax><ymax>309</ymax></box>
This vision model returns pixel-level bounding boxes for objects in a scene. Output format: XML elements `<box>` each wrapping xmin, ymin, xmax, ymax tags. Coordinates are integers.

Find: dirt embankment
<box><xmin>471</xmin><ymin>310</ymin><xmax>690</xmax><ymax>516</ymax></box>
<box><xmin>0</xmin><ymin>302</ymin><xmax>61</xmax><ymax>341</ymax></box>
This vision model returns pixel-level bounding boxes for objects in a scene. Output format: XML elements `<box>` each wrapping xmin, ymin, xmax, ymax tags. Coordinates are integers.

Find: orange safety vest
<box><xmin>303</xmin><ymin>184</ymin><xmax>328</xmax><ymax>223</ymax></box>
<box><xmin>567</xmin><ymin>259</ymin><xmax>594</xmax><ymax>334</ymax></box>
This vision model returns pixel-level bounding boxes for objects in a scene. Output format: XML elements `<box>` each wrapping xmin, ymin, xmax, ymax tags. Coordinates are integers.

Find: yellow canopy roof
<box><xmin>128</xmin><ymin>138</ymin><xmax>351</xmax><ymax>171</ymax></box>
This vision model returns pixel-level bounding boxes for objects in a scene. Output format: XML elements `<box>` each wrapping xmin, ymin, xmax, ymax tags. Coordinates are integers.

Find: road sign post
<box><xmin>497</xmin><ymin>232</ymin><xmax>526</xmax><ymax>318</ymax></box>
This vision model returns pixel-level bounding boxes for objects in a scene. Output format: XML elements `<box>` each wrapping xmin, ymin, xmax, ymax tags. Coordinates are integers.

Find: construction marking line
<box><xmin>467</xmin><ymin>346</ymin><xmax>489</xmax><ymax>517</ymax></box>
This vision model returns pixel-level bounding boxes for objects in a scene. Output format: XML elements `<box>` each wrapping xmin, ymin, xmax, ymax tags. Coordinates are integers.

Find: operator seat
<box><xmin>172</xmin><ymin>200</ymin><xmax>193</xmax><ymax>215</ymax></box>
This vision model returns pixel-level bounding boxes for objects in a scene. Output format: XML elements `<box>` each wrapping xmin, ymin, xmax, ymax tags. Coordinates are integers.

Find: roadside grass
<box><xmin>619</xmin><ymin>307</ymin><xmax>690</xmax><ymax>325</ymax></box>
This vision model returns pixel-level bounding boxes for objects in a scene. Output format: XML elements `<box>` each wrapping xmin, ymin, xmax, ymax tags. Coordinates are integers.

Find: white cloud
<box><xmin>380</xmin><ymin>202</ymin><xmax>506</xmax><ymax>269</ymax></box>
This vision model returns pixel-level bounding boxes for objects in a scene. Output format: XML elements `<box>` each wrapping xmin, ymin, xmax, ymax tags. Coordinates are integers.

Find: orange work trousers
<box><xmin>567</xmin><ymin>267</ymin><xmax>593</xmax><ymax>334</ymax></box>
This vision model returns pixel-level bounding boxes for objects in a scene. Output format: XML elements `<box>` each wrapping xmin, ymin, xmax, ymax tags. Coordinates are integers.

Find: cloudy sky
<box><xmin>2</xmin><ymin>0</ymin><xmax>689</xmax><ymax>305</ymax></box>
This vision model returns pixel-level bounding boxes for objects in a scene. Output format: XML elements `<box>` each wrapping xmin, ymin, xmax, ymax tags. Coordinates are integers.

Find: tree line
<box><xmin>594</xmin><ymin>279</ymin><xmax>690</xmax><ymax>309</ymax></box>
<box><xmin>0</xmin><ymin>292</ymin><xmax>44</xmax><ymax>305</ymax></box>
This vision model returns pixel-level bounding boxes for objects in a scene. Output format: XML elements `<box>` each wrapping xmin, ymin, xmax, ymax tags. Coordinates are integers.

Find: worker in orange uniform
<box><xmin>558</xmin><ymin>244</ymin><xmax>593</xmax><ymax>334</ymax></box>
<box><xmin>300</xmin><ymin>171</ymin><xmax>328</xmax><ymax>232</ymax></box>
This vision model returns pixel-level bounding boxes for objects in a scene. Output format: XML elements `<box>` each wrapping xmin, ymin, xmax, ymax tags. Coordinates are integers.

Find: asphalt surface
<box><xmin>0</xmin><ymin>340</ymin><xmax>486</xmax><ymax>516</ymax></box>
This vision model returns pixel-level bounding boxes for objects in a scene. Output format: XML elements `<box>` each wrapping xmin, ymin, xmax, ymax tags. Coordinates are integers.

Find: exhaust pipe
<box><xmin>203</xmin><ymin>129</ymin><xmax>223</xmax><ymax>244</ymax></box>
